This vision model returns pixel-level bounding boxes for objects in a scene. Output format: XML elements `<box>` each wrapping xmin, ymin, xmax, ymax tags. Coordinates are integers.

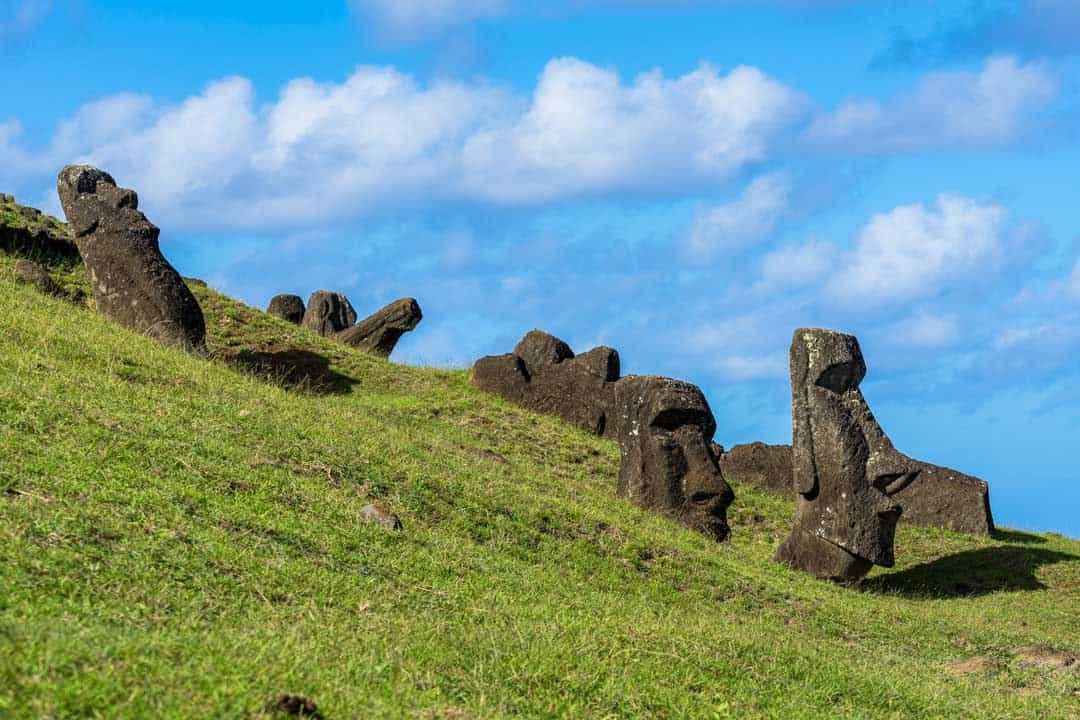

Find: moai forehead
<box><xmin>793</xmin><ymin>328</ymin><xmax>867</xmax><ymax>393</ymax></box>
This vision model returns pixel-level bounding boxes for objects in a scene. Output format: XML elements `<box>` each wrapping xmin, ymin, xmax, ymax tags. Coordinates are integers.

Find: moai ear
<box><xmin>791</xmin><ymin>385</ymin><xmax>818</xmax><ymax>496</ymax></box>
<box><xmin>790</xmin><ymin>332</ymin><xmax>818</xmax><ymax>496</ymax></box>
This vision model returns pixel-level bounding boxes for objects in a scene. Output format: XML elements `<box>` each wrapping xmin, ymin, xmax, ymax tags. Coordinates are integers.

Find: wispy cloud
<box><xmin>806</xmin><ymin>56</ymin><xmax>1057</xmax><ymax>153</ymax></box>
<box><xmin>880</xmin><ymin>0</ymin><xmax>1080</xmax><ymax>65</ymax></box>
<box><xmin>829</xmin><ymin>194</ymin><xmax>1008</xmax><ymax>308</ymax></box>
<box><xmin>348</xmin><ymin>0</ymin><xmax>506</xmax><ymax>40</ymax></box>
<box><xmin>684</xmin><ymin>172</ymin><xmax>791</xmax><ymax>263</ymax></box>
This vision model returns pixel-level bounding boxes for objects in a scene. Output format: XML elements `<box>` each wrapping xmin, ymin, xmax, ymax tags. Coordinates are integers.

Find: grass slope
<box><xmin>1</xmin><ymin>251</ymin><xmax>1078</xmax><ymax>719</ymax></box>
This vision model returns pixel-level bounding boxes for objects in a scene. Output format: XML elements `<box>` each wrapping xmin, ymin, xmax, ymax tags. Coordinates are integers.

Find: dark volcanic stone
<box><xmin>336</xmin><ymin>297</ymin><xmax>422</xmax><ymax>358</ymax></box>
<box><xmin>719</xmin><ymin>442</ymin><xmax>793</xmax><ymax>495</ymax></box>
<box><xmin>609</xmin><ymin>375</ymin><xmax>734</xmax><ymax>541</ymax></box>
<box><xmin>360</xmin><ymin>503</ymin><xmax>403</xmax><ymax>530</ymax></box>
<box><xmin>514</xmin><ymin>329</ymin><xmax>574</xmax><ymax>371</ymax></box>
<box><xmin>56</xmin><ymin>165</ymin><xmax>206</xmax><ymax>353</ymax></box>
<box><xmin>721</xmin><ymin>445</ymin><xmax>992</xmax><ymax>537</ymax></box>
<box><xmin>775</xmin><ymin>328</ymin><xmax>902</xmax><ymax>581</ymax></box>
<box><xmin>302</xmin><ymin>290</ymin><xmax>357</xmax><ymax>337</ymax></box>
<box><xmin>13</xmin><ymin>259</ymin><xmax>66</xmax><ymax>298</ymax></box>
<box><xmin>775</xmin><ymin>529</ymin><xmax>873</xmax><ymax>583</ymax></box>
<box><xmin>472</xmin><ymin>330</ymin><xmax>733</xmax><ymax>540</ymax></box>
<box><xmin>268</xmin><ymin>294</ymin><xmax>306</xmax><ymax>325</ymax></box>
<box><xmin>472</xmin><ymin>329</ymin><xmax>618</xmax><ymax>436</ymax></box>
<box><xmin>268</xmin><ymin>694</ymin><xmax>323</xmax><ymax>718</ymax></box>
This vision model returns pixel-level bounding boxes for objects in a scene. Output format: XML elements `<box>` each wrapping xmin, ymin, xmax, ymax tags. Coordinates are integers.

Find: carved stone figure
<box><xmin>302</xmin><ymin>291</ymin><xmax>356</xmax><ymax>337</ymax></box>
<box><xmin>472</xmin><ymin>330</ymin><xmax>619</xmax><ymax>435</ymax></box>
<box><xmin>336</xmin><ymin>297</ymin><xmax>423</xmax><ymax>358</ymax></box>
<box><xmin>718</xmin><ymin>442</ymin><xmax>794</xmax><ymax>496</ymax></box>
<box><xmin>719</xmin><ymin>442</ymin><xmax>993</xmax><ymax>535</ymax></box>
<box><xmin>472</xmin><ymin>330</ymin><xmax>733</xmax><ymax>540</ymax></box>
<box><xmin>609</xmin><ymin>375</ymin><xmax>735</xmax><ymax>541</ymax></box>
<box><xmin>268</xmin><ymin>294</ymin><xmax>306</xmax><ymax>325</ymax></box>
<box><xmin>775</xmin><ymin>328</ymin><xmax>903</xmax><ymax>581</ymax></box>
<box><xmin>56</xmin><ymin>165</ymin><xmax>206</xmax><ymax>353</ymax></box>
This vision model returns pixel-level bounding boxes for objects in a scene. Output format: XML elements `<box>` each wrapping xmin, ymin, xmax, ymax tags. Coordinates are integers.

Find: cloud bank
<box><xmin>0</xmin><ymin>55</ymin><xmax>1055</xmax><ymax>233</ymax></box>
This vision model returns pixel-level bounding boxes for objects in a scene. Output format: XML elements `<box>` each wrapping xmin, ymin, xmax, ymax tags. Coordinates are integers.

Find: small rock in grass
<box><xmin>360</xmin><ymin>503</ymin><xmax>403</xmax><ymax>531</ymax></box>
<box><xmin>268</xmin><ymin>694</ymin><xmax>323</xmax><ymax>718</ymax></box>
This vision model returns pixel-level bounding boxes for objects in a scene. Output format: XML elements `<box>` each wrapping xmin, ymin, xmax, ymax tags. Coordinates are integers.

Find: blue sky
<box><xmin>3</xmin><ymin>0</ymin><xmax>1079</xmax><ymax>537</ymax></box>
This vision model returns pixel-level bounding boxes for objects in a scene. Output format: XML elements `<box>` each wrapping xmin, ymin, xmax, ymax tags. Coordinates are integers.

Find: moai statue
<box><xmin>302</xmin><ymin>290</ymin><xmax>357</xmax><ymax>337</ymax></box>
<box><xmin>609</xmin><ymin>376</ymin><xmax>735</xmax><ymax>542</ymax></box>
<box><xmin>337</xmin><ymin>297</ymin><xmax>423</xmax><ymax>358</ymax></box>
<box><xmin>268</xmin><ymin>294</ymin><xmax>306</xmax><ymax>325</ymax></box>
<box><xmin>775</xmin><ymin>328</ymin><xmax>903</xmax><ymax>581</ymax></box>
<box><xmin>472</xmin><ymin>330</ymin><xmax>619</xmax><ymax>436</ymax></box>
<box><xmin>472</xmin><ymin>330</ymin><xmax>735</xmax><ymax>541</ymax></box>
<box><xmin>56</xmin><ymin>165</ymin><xmax>206</xmax><ymax>353</ymax></box>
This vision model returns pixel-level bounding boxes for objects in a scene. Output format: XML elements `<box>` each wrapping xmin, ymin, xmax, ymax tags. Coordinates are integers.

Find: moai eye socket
<box><xmin>814</xmin><ymin>360</ymin><xmax>866</xmax><ymax>393</ymax></box>
<box><xmin>650</xmin><ymin>407</ymin><xmax>712</xmax><ymax>432</ymax></box>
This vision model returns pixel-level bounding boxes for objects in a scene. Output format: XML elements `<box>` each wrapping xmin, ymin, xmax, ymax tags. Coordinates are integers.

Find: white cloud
<box><xmin>888</xmin><ymin>313</ymin><xmax>960</xmax><ymax>348</ymax></box>
<box><xmin>830</xmin><ymin>194</ymin><xmax>1008</xmax><ymax>307</ymax></box>
<box><xmin>349</xmin><ymin>0</ymin><xmax>507</xmax><ymax>39</ymax></box>
<box><xmin>757</xmin><ymin>237</ymin><xmax>834</xmax><ymax>289</ymax></box>
<box><xmin>461</xmin><ymin>60</ymin><xmax>806</xmax><ymax>203</ymax></box>
<box><xmin>684</xmin><ymin>172</ymin><xmax>792</xmax><ymax>262</ymax></box>
<box><xmin>4</xmin><ymin>59</ymin><xmax>805</xmax><ymax>231</ymax></box>
<box><xmin>805</xmin><ymin>56</ymin><xmax>1057</xmax><ymax>152</ymax></box>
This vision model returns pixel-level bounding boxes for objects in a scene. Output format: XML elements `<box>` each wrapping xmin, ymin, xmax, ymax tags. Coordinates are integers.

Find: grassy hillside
<box><xmin>1</xmin><ymin>249</ymin><xmax>1078</xmax><ymax>719</ymax></box>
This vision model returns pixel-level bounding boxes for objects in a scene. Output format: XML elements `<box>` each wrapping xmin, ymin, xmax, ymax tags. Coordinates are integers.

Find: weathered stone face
<box><xmin>268</xmin><ymin>294</ymin><xmax>305</xmax><ymax>325</ymax></box>
<box><xmin>336</xmin><ymin>297</ymin><xmax>422</xmax><ymax>358</ymax></box>
<box><xmin>55</xmin><ymin>165</ymin><xmax>206</xmax><ymax>353</ymax></box>
<box><xmin>302</xmin><ymin>291</ymin><xmax>357</xmax><ymax>337</ymax></box>
<box><xmin>472</xmin><ymin>331</ymin><xmax>733</xmax><ymax>540</ymax></box>
<box><xmin>776</xmin><ymin>328</ymin><xmax>902</xmax><ymax>580</ymax></box>
<box><xmin>610</xmin><ymin>376</ymin><xmax>733</xmax><ymax>542</ymax></box>
<box><xmin>472</xmin><ymin>329</ymin><xmax>619</xmax><ymax>436</ymax></box>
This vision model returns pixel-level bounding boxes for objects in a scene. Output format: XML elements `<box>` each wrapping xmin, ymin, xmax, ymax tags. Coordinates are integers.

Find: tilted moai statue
<box><xmin>472</xmin><ymin>330</ymin><xmax>734</xmax><ymax>541</ymax></box>
<box><xmin>337</xmin><ymin>297</ymin><xmax>423</xmax><ymax>358</ymax></box>
<box><xmin>298</xmin><ymin>290</ymin><xmax>423</xmax><ymax>358</ymax></box>
<box><xmin>775</xmin><ymin>328</ymin><xmax>903</xmax><ymax>581</ymax></box>
<box><xmin>609</xmin><ymin>376</ymin><xmax>735</xmax><ymax>542</ymax></box>
<box><xmin>56</xmin><ymin>165</ymin><xmax>206</xmax><ymax>353</ymax></box>
<box><xmin>302</xmin><ymin>290</ymin><xmax>357</xmax><ymax>337</ymax></box>
<box><xmin>472</xmin><ymin>330</ymin><xmax>619</xmax><ymax>436</ymax></box>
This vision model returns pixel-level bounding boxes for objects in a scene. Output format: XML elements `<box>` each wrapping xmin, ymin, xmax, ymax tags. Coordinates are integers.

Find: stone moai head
<box><xmin>302</xmin><ymin>290</ymin><xmax>357</xmax><ymax>337</ymax></box>
<box><xmin>612</xmin><ymin>376</ymin><xmax>734</xmax><ymax>541</ymax></box>
<box><xmin>57</xmin><ymin>166</ymin><xmax>155</xmax><ymax>247</ymax></box>
<box><xmin>780</xmin><ymin>328</ymin><xmax>903</xmax><ymax>579</ymax></box>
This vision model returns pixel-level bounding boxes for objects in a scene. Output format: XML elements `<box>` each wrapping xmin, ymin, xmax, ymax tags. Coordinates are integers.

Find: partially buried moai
<box><xmin>775</xmin><ymin>328</ymin><xmax>903</xmax><ymax>581</ymax></box>
<box><xmin>609</xmin><ymin>376</ymin><xmax>735</xmax><ymax>542</ymax></box>
<box><xmin>472</xmin><ymin>330</ymin><xmax>734</xmax><ymax>541</ymax></box>
<box><xmin>56</xmin><ymin>165</ymin><xmax>206</xmax><ymax>353</ymax></box>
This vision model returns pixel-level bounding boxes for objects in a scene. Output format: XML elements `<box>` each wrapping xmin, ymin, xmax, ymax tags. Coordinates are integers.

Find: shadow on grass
<box><xmin>991</xmin><ymin>528</ymin><xmax>1047</xmax><ymax>545</ymax></box>
<box><xmin>219</xmin><ymin>347</ymin><xmax>355</xmax><ymax>395</ymax></box>
<box><xmin>862</xmin><ymin>546</ymin><xmax>1078</xmax><ymax>599</ymax></box>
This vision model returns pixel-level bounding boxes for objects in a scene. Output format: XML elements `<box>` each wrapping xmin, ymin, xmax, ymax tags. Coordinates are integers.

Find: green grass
<box><xmin>0</xmin><ymin>195</ymin><xmax>70</xmax><ymax>241</ymax></box>
<box><xmin>0</xmin><ymin>250</ymin><xmax>1078</xmax><ymax>719</ymax></box>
